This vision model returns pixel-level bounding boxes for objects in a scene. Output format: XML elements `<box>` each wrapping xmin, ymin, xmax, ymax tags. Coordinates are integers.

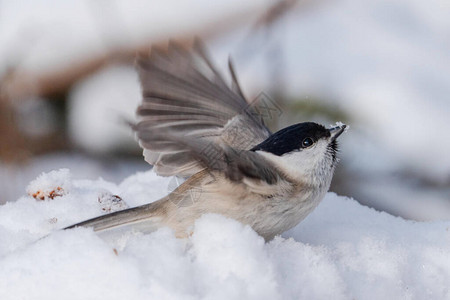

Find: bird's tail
<box><xmin>65</xmin><ymin>200</ymin><xmax>166</xmax><ymax>235</ymax></box>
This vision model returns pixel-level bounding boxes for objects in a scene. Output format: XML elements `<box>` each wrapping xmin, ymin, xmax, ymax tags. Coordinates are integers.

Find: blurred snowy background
<box><xmin>0</xmin><ymin>0</ymin><xmax>449</xmax><ymax>221</ymax></box>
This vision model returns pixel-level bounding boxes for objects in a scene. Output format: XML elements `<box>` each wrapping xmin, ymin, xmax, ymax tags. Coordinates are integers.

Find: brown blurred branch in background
<box><xmin>0</xmin><ymin>99</ymin><xmax>26</xmax><ymax>161</ymax></box>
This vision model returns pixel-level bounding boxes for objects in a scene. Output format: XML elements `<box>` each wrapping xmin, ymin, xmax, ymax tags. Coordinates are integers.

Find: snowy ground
<box><xmin>1</xmin><ymin>169</ymin><xmax>449</xmax><ymax>300</ymax></box>
<box><xmin>0</xmin><ymin>153</ymin><xmax>148</xmax><ymax>205</ymax></box>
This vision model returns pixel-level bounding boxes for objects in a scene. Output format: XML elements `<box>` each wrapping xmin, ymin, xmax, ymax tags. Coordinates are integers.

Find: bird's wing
<box><xmin>135</xmin><ymin>40</ymin><xmax>271</xmax><ymax>177</ymax></box>
<box><xmin>138</xmin><ymin>129</ymin><xmax>290</xmax><ymax>195</ymax></box>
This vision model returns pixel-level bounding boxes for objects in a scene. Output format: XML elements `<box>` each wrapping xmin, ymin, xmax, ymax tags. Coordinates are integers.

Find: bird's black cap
<box><xmin>251</xmin><ymin>122</ymin><xmax>331</xmax><ymax>156</ymax></box>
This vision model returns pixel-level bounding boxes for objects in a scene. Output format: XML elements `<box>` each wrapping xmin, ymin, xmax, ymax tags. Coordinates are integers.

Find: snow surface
<box><xmin>0</xmin><ymin>153</ymin><xmax>149</xmax><ymax>205</ymax></box>
<box><xmin>1</xmin><ymin>169</ymin><xmax>449</xmax><ymax>300</ymax></box>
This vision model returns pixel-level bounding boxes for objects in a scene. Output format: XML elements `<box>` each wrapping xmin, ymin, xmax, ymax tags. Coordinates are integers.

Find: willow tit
<box><xmin>66</xmin><ymin>41</ymin><xmax>347</xmax><ymax>241</ymax></box>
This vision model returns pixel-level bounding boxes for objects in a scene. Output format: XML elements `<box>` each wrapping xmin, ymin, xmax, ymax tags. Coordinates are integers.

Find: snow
<box><xmin>1</xmin><ymin>169</ymin><xmax>449</xmax><ymax>299</ymax></box>
<box><xmin>26</xmin><ymin>168</ymin><xmax>72</xmax><ymax>200</ymax></box>
<box><xmin>0</xmin><ymin>153</ymin><xmax>149</xmax><ymax>205</ymax></box>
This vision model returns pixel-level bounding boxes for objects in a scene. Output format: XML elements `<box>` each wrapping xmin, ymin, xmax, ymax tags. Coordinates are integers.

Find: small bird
<box><xmin>66</xmin><ymin>41</ymin><xmax>347</xmax><ymax>241</ymax></box>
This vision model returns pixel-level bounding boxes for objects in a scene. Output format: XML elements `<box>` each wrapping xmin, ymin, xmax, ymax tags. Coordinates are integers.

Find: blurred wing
<box><xmin>139</xmin><ymin>130</ymin><xmax>286</xmax><ymax>192</ymax></box>
<box><xmin>135</xmin><ymin>41</ymin><xmax>271</xmax><ymax>177</ymax></box>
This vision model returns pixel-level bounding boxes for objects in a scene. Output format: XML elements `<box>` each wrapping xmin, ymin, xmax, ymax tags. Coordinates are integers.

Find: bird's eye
<box><xmin>302</xmin><ymin>137</ymin><xmax>314</xmax><ymax>148</ymax></box>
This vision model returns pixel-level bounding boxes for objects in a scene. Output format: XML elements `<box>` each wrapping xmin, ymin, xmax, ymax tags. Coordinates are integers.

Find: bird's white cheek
<box><xmin>257</xmin><ymin>150</ymin><xmax>316</xmax><ymax>180</ymax></box>
<box><xmin>257</xmin><ymin>141</ymin><xmax>331</xmax><ymax>183</ymax></box>
<box><xmin>283</xmin><ymin>152</ymin><xmax>320</xmax><ymax>178</ymax></box>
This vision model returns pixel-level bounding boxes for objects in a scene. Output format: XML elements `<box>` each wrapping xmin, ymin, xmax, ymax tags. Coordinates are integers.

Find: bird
<box><xmin>66</xmin><ymin>41</ymin><xmax>347</xmax><ymax>241</ymax></box>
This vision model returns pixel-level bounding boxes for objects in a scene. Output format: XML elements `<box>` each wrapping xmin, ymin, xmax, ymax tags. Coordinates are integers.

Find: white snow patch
<box><xmin>26</xmin><ymin>168</ymin><xmax>72</xmax><ymax>199</ymax></box>
<box><xmin>1</xmin><ymin>169</ymin><xmax>449</xmax><ymax>299</ymax></box>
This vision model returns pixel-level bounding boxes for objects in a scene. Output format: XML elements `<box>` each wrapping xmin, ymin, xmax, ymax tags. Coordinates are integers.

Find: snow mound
<box><xmin>0</xmin><ymin>170</ymin><xmax>449</xmax><ymax>299</ymax></box>
<box><xmin>26</xmin><ymin>168</ymin><xmax>72</xmax><ymax>200</ymax></box>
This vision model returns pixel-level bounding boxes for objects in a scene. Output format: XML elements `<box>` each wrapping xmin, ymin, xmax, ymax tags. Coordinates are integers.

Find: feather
<box><xmin>135</xmin><ymin>41</ymin><xmax>271</xmax><ymax>177</ymax></box>
<box><xmin>140</xmin><ymin>129</ymin><xmax>282</xmax><ymax>186</ymax></box>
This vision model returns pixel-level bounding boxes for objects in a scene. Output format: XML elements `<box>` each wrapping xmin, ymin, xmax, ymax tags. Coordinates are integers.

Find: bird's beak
<box><xmin>328</xmin><ymin>124</ymin><xmax>347</xmax><ymax>141</ymax></box>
